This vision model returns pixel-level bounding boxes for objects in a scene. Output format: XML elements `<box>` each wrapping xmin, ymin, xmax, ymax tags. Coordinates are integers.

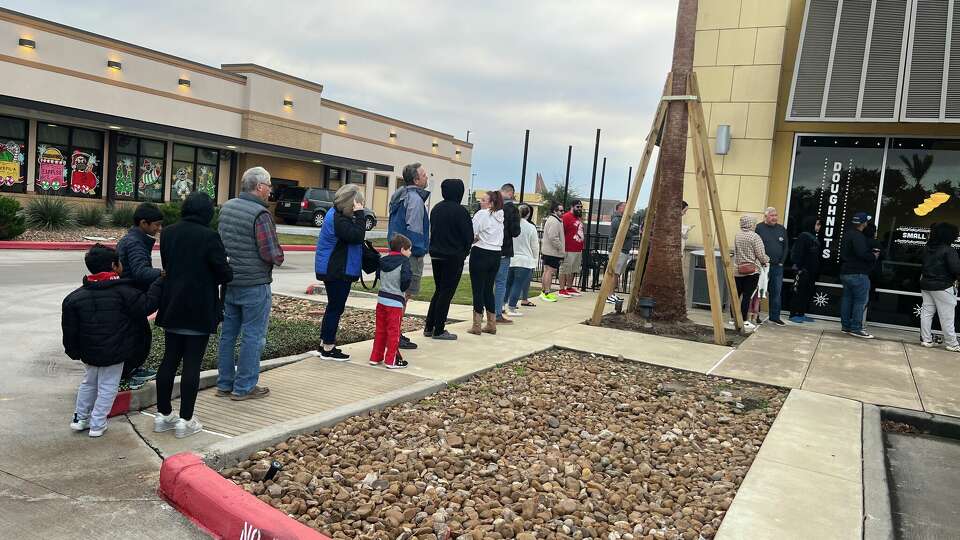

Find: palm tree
<box><xmin>900</xmin><ymin>154</ymin><xmax>934</xmax><ymax>186</ymax></box>
<box><xmin>636</xmin><ymin>0</ymin><xmax>697</xmax><ymax>321</ymax></box>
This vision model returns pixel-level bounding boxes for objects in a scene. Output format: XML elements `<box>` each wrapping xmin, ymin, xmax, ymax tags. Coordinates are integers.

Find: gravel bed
<box><xmin>221</xmin><ymin>349</ymin><xmax>785</xmax><ymax>539</ymax></box>
<box><xmin>273</xmin><ymin>295</ymin><xmax>425</xmax><ymax>340</ymax></box>
<box><xmin>14</xmin><ymin>226</ymin><xmax>128</xmax><ymax>242</ymax></box>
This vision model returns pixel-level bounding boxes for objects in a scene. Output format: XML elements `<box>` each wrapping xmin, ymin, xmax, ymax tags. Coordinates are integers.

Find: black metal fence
<box><xmin>532</xmin><ymin>230</ymin><xmax>641</xmax><ymax>294</ymax></box>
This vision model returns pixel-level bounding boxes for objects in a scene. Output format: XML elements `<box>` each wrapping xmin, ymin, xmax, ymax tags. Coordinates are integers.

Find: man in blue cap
<box><xmin>839</xmin><ymin>211</ymin><xmax>879</xmax><ymax>339</ymax></box>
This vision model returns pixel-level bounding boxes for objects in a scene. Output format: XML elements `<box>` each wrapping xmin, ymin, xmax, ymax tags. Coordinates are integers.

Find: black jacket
<box><xmin>791</xmin><ymin>231</ymin><xmax>821</xmax><ymax>276</ymax></box>
<box><xmin>840</xmin><ymin>227</ymin><xmax>876</xmax><ymax>275</ymax></box>
<box><xmin>609</xmin><ymin>212</ymin><xmax>639</xmax><ymax>253</ymax></box>
<box><xmin>117</xmin><ymin>227</ymin><xmax>160</xmax><ymax>291</ymax></box>
<box><xmin>920</xmin><ymin>245</ymin><xmax>960</xmax><ymax>291</ymax></box>
<box><xmin>500</xmin><ymin>199</ymin><xmax>522</xmax><ymax>258</ymax></box>
<box><xmin>429</xmin><ymin>179</ymin><xmax>474</xmax><ymax>261</ymax></box>
<box><xmin>62</xmin><ymin>276</ymin><xmax>162</xmax><ymax>368</ymax></box>
<box><xmin>315</xmin><ymin>209</ymin><xmax>366</xmax><ymax>282</ymax></box>
<box><xmin>155</xmin><ymin>194</ymin><xmax>233</xmax><ymax>334</ymax></box>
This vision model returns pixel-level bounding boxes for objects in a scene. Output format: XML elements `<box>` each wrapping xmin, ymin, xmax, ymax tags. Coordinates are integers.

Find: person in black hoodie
<box><xmin>424</xmin><ymin>179</ymin><xmax>474</xmax><ymax>340</ymax></box>
<box><xmin>494</xmin><ymin>183</ymin><xmax>522</xmax><ymax>324</ymax></box>
<box><xmin>62</xmin><ymin>244</ymin><xmax>162</xmax><ymax>437</ymax></box>
<box><xmin>788</xmin><ymin>216</ymin><xmax>821</xmax><ymax>324</ymax></box>
<box><xmin>919</xmin><ymin>222</ymin><xmax>960</xmax><ymax>351</ymax></box>
<box><xmin>154</xmin><ymin>192</ymin><xmax>233</xmax><ymax>439</ymax></box>
<box><xmin>839</xmin><ymin>212</ymin><xmax>878</xmax><ymax>338</ymax></box>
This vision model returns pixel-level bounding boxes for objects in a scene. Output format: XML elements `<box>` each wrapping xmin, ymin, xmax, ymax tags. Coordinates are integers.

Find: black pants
<box><xmin>790</xmin><ymin>270</ymin><xmax>817</xmax><ymax>317</ymax></box>
<box><xmin>426</xmin><ymin>257</ymin><xmax>464</xmax><ymax>334</ymax></box>
<box><xmin>734</xmin><ymin>274</ymin><xmax>760</xmax><ymax>322</ymax></box>
<box><xmin>157</xmin><ymin>332</ymin><xmax>210</xmax><ymax>421</ymax></box>
<box><xmin>469</xmin><ymin>247</ymin><xmax>500</xmax><ymax>314</ymax></box>
<box><xmin>321</xmin><ymin>279</ymin><xmax>352</xmax><ymax>345</ymax></box>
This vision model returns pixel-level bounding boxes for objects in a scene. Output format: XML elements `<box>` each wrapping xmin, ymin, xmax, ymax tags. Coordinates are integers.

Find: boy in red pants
<box><xmin>370</xmin><ymin>234</ymin><xmax>412</xmax><ymax>369</ymax></box>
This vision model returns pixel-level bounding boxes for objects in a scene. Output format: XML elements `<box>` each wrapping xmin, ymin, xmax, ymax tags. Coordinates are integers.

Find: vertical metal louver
<box><xmin>825</xmin><ymin>0</ymin><xmax>873</xmax><ymax>117</ymax></box>
<box><xmin>944</xmin><ymin>0</ymin><xmax>960</xmax><ymax>117</ymax></box>
<box><xmin>860</xmin><ymin>0</ymin><xmax>911</xmax><ymax>118</ymax></box>
<box><xmin>903</xmin><ymin>0</ymin><xmax>949</xmax><ymax>119</ymax></box>
<box><xmin>789</xmin><ymin>0</ymin><xmax>839</xmax><ymax>118</ymax></box>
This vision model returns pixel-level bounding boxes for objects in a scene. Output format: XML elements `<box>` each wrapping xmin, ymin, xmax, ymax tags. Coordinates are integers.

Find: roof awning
<box><xmin>0</xmin><ymin>95</ymin><xmax>394</xmax><ymax>172</ymax></box>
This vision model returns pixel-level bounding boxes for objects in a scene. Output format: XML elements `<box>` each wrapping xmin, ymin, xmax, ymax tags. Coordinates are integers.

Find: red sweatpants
<box><xmin>371</xmin><ymin>304</ymin><xmax>403</xmax><ymax>364</ymax></box>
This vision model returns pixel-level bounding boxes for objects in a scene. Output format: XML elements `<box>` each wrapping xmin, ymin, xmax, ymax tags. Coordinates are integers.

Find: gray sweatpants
<box><xmin>920</xmin><ymin>288</ymin><xmax>958</xmax><ymax>348</ymax></box>
<box><xmin>75</xmin><ymin>363</ymin><xmax>123</xmax><ymax>431</ymax></box>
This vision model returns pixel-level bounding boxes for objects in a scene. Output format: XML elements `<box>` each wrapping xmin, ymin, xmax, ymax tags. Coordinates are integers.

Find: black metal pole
<box><xmin>581</xmin><ymin>128</ymin><xmax>600</xmax><ymax>291</ymax></box>
<box><xmin>595</xmin><ymin>157</ymin><xmax>607</xmax><ymax>237</ymax></box>
<box><xmin>519</xmin><ymin>129</ymin><xmax>530</xmax><ymax>203</ymax></box>
<box><xmin>562</xmin><ymin>145</ymin><xmax>572</xmax><ymax>208</ymax></box>
<box><xmin>626</xmin><ymin>165</ymin><xmax>633</xmax><ymax>199</ymax></box>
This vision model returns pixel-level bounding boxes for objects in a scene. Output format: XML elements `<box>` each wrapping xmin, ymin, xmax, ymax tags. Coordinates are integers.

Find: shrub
<box><xmin>210</xmin><ymin>205</ymin><xmax>220</xmax><ymax>231</ymax></box>
<box><xmin>160</xmin><ymin>202</ymin><xmax>181</xmax><ymax>226</ymax></box>
<box><xmin>25</xmin><ymin>197</ymin><xmax>76</xmax><ymax>230</ymax></box>
<box><xmin>109</xmin><ymin>205</ymin><xmax>135</xmax><ymax>228</ymax></box>
<box><xmin>76</xmin><ymin>205</ymin><xmax>105</xmax><ymax>227</ymax></box>
<box><xmin>0</xmin><ymin>196</ymin><xmax>26</xmax><ymax>240</ymax></box>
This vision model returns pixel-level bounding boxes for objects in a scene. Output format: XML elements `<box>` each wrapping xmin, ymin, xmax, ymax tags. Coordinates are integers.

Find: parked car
<box><xmin>275</xmin><ymin>186</ymin><xmax>377</xmax><ymax>231</ymax></box>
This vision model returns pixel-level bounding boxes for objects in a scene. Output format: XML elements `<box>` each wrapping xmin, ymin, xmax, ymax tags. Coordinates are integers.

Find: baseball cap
<box><xmin>851</xmin><ymin>212</ymin><xmax>873</xmax><ymax>224</ymax></box>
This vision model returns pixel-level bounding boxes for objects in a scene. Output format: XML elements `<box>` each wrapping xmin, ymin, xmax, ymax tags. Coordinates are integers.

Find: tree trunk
<box><xmin>636</xmin><ymin>0</ymin><xmax>697</xmax><ymax>321</ymax></box>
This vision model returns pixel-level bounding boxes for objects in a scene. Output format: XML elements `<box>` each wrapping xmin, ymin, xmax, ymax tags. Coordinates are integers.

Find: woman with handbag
<box><xmin>733</xmin><ymin>214</ymin><xmax>769</xmax><ymax>331</ymax></box>
<box><xmin>919</xmin><ymin>222</ymin><xmax>960</xmax><ymax>351</ymax></box>
<box><xmin>788</xmin><ymin>216</ymin><xmax>822</xmax><ymax>324</ymax></box>
<box><xmin>314</xmin><ymin>185</ymin><xmax>368</xmax><ymax>361</ymax></box>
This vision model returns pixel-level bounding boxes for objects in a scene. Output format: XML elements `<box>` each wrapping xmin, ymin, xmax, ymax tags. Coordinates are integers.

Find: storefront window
<box><xmin>375</xmin><ymin>174</ymin><xmax>389</xmax><ymax>188</ymax></box>
<box><xmin>325</xmin><ymin>166</ymin><xmax>342</xmax><ymax>189</ymax></box>
<box><xmin>36</xmin><ymin>124</ymin><xmax>103</xmax><ymax>198</ymax></box>
<box><xmin>170</xmin><ymin>144</ymin><xmax>219</xmax><ymax>201</ymax></box>
<box><xmin>0</xmin><ymin>116</ymin><xmax>28</xmax><ymax>194</ymax></box>
<box><xmin>347</xmin><ymin>170</ymin><xmax>365</xmax><ymax>184</ymax></box>
<box><xmin>114</xmin><ymin>135</ymin><xmax>165</xmax><ymax>202</ymax></box>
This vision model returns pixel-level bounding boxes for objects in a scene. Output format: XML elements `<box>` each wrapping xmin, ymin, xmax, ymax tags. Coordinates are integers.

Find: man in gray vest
<box><xmin>216</xmin><ymin>167</ymin><xmax>284</xmax><ymax>400</ymax></box>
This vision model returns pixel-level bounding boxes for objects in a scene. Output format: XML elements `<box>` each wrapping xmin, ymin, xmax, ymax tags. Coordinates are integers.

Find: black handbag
<box><xmin>359</xmin><ymin>241</ymin><xmax>381</xmax><ymax>289</ymax></box>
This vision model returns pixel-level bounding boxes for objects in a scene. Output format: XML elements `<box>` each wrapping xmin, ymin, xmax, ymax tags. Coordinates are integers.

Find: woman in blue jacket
<box><xmin>314</xmin><ymin>185</ymin><xmax>367</xmax><ymax>361</ymax></box>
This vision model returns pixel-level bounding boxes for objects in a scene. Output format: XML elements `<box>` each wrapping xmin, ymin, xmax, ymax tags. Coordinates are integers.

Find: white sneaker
<box><xmin>154</xmin><ymin>412</ymin><xmax>180</xmax><ymax>433</ymax></box>
<box><xmin>70</xmin><ymin>415</ymin><xmax>90</xmax><ymax>431</ymax></box>
<box><xmin>175</xmin><ymin>417</ymin><xmax>203</xmax><ymax>439</ymax></box>
<box><xmin>921</xmin><ymin>341</ymin><xmax>934</xmax><ymax>348</ymax></box>
<box><xmin>743</xmin><ymin>321</ymin><xmax>757</xmax><ymax>332</ymax></box>
<box><xmin>946</xmin><ymin>345</ymin><xmax>960</xmax><ymax>353</ymax></box>
<box><xmin>88</xmin><ymin>426</ymin><xmax>107</xmax><ymax>438</ymax></box>
<box><xmin>507</xmin><ymin>308</ymin><xmax>524</xmax><ymax>317</ymax></box>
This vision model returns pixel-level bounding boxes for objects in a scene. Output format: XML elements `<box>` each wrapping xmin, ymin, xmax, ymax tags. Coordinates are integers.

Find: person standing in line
<box><xmin>558</xmin><ymin>200</ymin><xmax>585</xmax><ymax>298</ymax></box>
<box><xmin>919</xmin><ymin>222</ymin><xmax>960</xmax><ymax>351</ymax></box>
<box><xmin>424</xmin><ymin>179</ymin><xmax>473</xmax><ymax>340</ymax></box>
<box><xmin>494</xmin><ymin>183</ymin><xmax>522</xmax><ymax>324</ymax></box>
<box><xmin>468</xmin><ymin>191</ymin><xmax>505</xmax><ymax>335</ymax></box>
<box><xmin>539</xmin><ymin>202</ymin><xmax>565</xmax><ymax>302</ymax></box>
<box><xmin>862</xmin><ymin>223</ymin><xmax>883</xmax><ymax>330</ymax></box>
<box><xmin>370</xmin><ymin>234</ymin><xmax>413</xmax><ymax>368</ymax></box>
<box><xmin>733</xmin><ymin>215</ymin><xmax>769</xmax><ymax>332</ymax></box>
<box><xmin>788</xmin><ymin>217</ymin><xmax>821</xmax><ymax>324</ymax></box>
<box><xmin>314</xmin><ymin>185</ymin><xmax>368</xmax><ymax>360</ymax></box>
<box><xmin>839</xmin><ymin>212</ymin><xmax>878</xmax><ymax>339</ymax></box>
<box><xmin>216</xmin><ymin>167</ymin><xmax>283</xmax><ymax>401</ymax></box>
<box><xmin>388</xmin><ymin>163</ymin><xmax>431</xmax><ymax>351</ymax></box>
<box><xmin>755</xmin><ymin>207</ymin><xmax>788</xmax><ymax>326</ymax></box>
<box><xmin>680</xmin><ymin>201</ymin><xmax>695</xmax><ymax>289</ymax></box>
<box><xmin>154</xmin><ymin>192</ymin><xmax>233</xmax><ymax>438</ymax></box>
<box><xmin>505</xmin><ymin>204</ymin><xmax>540</xmax><ymax>316</ymax></box>
<box><xmin>607</xmin><ymin>201</ymin><xmax>639</xmax><ymax>304</ymax></box>
<box><xmin>63</xmin><ymin>245</ymin><xmax>163</xmax><ymax>438</ymax></box>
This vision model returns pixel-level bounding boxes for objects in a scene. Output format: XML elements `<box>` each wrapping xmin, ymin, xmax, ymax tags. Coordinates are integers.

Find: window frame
<box><xmin>170</xmin><ymin>143</ymin><xmax>220</xmax><ymax>202</ymax></box>
<box><xmin>0</xmin><ymin>115</ymin><xmax>28</xmax><ymax>195</ymax></box>
<box><xmin>35</xmin><ymin>123</ymin><xmax>104</xmax><ymax>199</ymax></box>
<box><xmin>113</xmin><ymin>134</ymin><xmax>167</xmax><ymax>202</ymax></box>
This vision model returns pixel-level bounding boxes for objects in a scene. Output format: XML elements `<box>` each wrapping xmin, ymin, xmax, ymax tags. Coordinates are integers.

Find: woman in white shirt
<box><xmin>505</xmin><ymin>204</ymin><xmax>540</xmax><ymax>316</ymax></box>
<box><xmin>469</xmin><ymin>191</ymin><xmax>505</xmax><ymax>335</ymax></box>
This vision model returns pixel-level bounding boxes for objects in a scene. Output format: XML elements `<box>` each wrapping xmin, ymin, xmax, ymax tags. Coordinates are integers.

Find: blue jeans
<box><xmin>507</xmin><ymin>267</ymin><xmax>534</xmax><ymax>308</ymax></box>
<box><xmin>217</xmin><ymin>284</ymin><xmax>271</xmax><ymax>396</ymax></box>
<box><xmin>494</xmin><ymin>256</ymin><xmax>511</xmax><ymax>317</ymax></box>
<box><xmin>840</xmin><ymin>274</ymin><xmax>870</xmax><ymax>332</ymax></box>
<box><xmin>767</xmin><ymin>264</ymin><xmax>784</xmax><ymax>321</ymax></box>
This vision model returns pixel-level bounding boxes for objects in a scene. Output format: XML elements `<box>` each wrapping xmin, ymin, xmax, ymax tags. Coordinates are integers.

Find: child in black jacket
<box><xmin>62</xmin><ymin>244</ymin><xmax>162</xmax><ymax>437</ymax></box>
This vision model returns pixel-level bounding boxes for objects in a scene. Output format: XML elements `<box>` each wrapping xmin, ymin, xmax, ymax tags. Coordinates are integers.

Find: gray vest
<box><xmin>219</xmin><ymin>193</ymin><xmax>273</xmax><ymax>287</ymax></box>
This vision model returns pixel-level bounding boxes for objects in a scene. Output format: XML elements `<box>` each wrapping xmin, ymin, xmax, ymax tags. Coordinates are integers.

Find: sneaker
<box><xmin>130</xmin><ymin>366</ymin><xmax>157</xmax><ymax>382</ymax></box>
<box><xmin>946</xmin><ymin>345</ymin><xmax>960</xmax><ymax>352</ymax></box>
<box><xmin>921</xmin><ymin>341</ymin><xmax>935</xmax><ymax>348</ymax></box>
<box><xmin>557</xmin><ymin>289</ymin><xmax>573</xmax><ymax>298</ymax></box>
<box><xmin>743</xmin><ymin>321</ymin><xmax>757</xmax><ymax>332</ymax></box>
<box><xmin>154</xmin><ymin>412</ymin><xmax>180</xmax><ymax>433</ymax></box>
<box><xmin>769</xmin><ymin>319</ymin><xmax>787</xmax><ymax>327</ymax></box>
<box><xmin>215</xmin><ymin>388</ymin><xmax>232</xmax><ymax>397</ymax></box>
<box><xmin>520</xmin><ymin>301</ymin><xmax>536</xmax><ymax>307</ymax></box>
<box><xmin>423</xmin><ymin>329</ymin><xmax>433</xmax><ymax>338</ymax></box>
<box><xmin>606</xmin><ymin>294</ymin><xmax>618</xmax><ymax>304</ymax></box>
<box><xmin>432</xmin><ymin>331</ymin><xmax>458</xmax><ymax>340</ymax></box>
<box><xmin>230</xmin><ymin>386</ymin><xmax>270</xmax><ymax>401</ymax></box>
<box><xmin>88</xmin><ymin>426</ymin><xmax>107</xmax><ymax>438</ymax></box>
<box><xmin>566</xmin><ymin>288</ymin><xmax>583</xmax><ymax>297</ymax></box>
<box><xmin>125</xmin><ymin>378</ymin><xmax>145</xmax><ymax>391</ymax></box>
<box><xmin>789</xmin><ymin>315</ymin><xmax>805</xmax><ymax>324</ymax></box>
<box><xmin>385</xmin><ymin>358</ymin><xmax>409</xmax><ymax>370</ymax></box>
<box><xmin>539</xmin><ymin>292</ymin><xmax>558</xmax><ymax>303</ymax></box>
<box><xmin>506</xmin><ymin>308</ymin><xmax>524</xmax><ymax>317</ymax></box>
<box><xmin>175</xmin><ymin>417</ymin><xmax>203</xmax><ymax>439</ymax></box>
<box><xmin>398</xmin><ymin>336</ymin><xmax>417</xmax><ymax>350</ymax></box>
<box><xmin>320</xmin><ymin>347</ymin><xmax>351</xmax><ymax>361</ymax></box>
<box><xmin>70</xmin><ymin>414</ymin><xmax>89</xmax><ymax>432</ymax></box>
<box><xmin>369</xmin><ymin>357</ymin><xmax>383</xmax><ymax>366</ymax></box>
<box><xmin>841</xmin><ymin>328</ymin><xmax>852</xmax><ymax>335</ymax></box>
<box><xmin>802</xmin><ymin>316</ymin><xmax>816</xmax><ymax>323</ymax></box>
<box><xmin>848</xmin><ymin>330</ymin><xmax>874</xmax><ymax>339</ymax></box>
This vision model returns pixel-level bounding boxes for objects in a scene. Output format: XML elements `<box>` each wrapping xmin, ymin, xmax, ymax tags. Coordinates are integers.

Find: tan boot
<box><xmin>482</xmin><ymin>311</ymin><xmax>497</xmax><ymax>334</ymax></box>
<box><xmin>468</xmin><ymin>312</ymin><xmax>482</xmax><ymax>335</ymax></box>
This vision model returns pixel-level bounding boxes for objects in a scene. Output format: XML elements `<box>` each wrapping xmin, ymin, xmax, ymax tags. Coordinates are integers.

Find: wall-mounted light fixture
<box><xmin>283</xmin><ymin>98</ymin><xmax>294</xmax><ymax>108</ymax></box>
<box><xmin>455</xmin><ymin>149</ymin><xmax>462</xmax><ymax>155</ymax></box>
<box><xmin>338</xmin><ymin>119</ymin><xmax>348</xmax><ymax>126</ymax></box>
<box><xmin>389</xmin><ymin>131</ymin><xmax>397</xmax><ymax>139</ymax></box>
<box><xmin>107</xmin><ymin>60</ymin><xmax>122</xmax><ymax>71</ymax></box>
<box><xmin>432</xmin><ymin>142</ymin><xmax>439</xmax><ymax>148</ymax></box>
<box><xmin>715</xmin><ymin>124</ymin><xmax>731</xmax><ymax>155</ymax></box>
<box><xmin>18</xmin><ymin>38</ymin><xmax>35</xmax><ymax>49</ymax></box>
<box><xmin>178</xmin><ymin>78</ymin><xmax>191</xmax><ymax>87</ymax></box>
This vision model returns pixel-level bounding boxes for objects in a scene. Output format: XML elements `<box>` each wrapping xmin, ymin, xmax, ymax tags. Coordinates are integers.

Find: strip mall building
<box><xmin>0</xmin><ymin>8</ymin><xmax>472</xmax><ymax>223</ymax></box>
<box><xmin>685</xmin><ymin>0</ymin><xmax>960</xmax><ymax>328</ymax></box>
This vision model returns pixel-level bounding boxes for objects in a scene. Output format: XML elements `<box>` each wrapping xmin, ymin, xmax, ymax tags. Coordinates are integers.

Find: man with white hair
<box><xmin>216</xmin><ymin>167</ymin><xmax>284</xmax><ymax>400</ymax></box>
<box><xmin>755</xmin><ymin>206</ymin><xmax>788</xmax><ymax>326</ymax></box>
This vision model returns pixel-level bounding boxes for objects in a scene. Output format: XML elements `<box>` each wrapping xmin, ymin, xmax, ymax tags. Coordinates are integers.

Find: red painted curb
<box><xmin>160</xmin><ymin>453</ymin><xmax>328</xmax><ymax>540</ymax></box>
<box><xmin>108</xmin><ymin>390</ymin><xmax>131</xmax><ymax>418</ymax></box>
<box><xmin>0</xmin><ymin>240</ymin><xmax>387</xmax><ymax>253</ymax></box>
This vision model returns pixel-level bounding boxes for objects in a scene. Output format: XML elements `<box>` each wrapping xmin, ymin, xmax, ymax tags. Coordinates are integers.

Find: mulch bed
<box><xmin>221</xmin><ymin>349</ymin><xmax>785</xmax><ymax>539</ymax></box>
<box><xmin>882</xmin><ymin>420</ymin><xmax>922</xmax><ymax>435</ymax></box>
<box><xmin>597</xmin><ymin>313</ymin><xmax>749</xmax><ymax>347</ymax></box>
<box><xmin>15</xmin><ymin>226</ymin><xmax>129</xmax><ymax>242</ymax></box>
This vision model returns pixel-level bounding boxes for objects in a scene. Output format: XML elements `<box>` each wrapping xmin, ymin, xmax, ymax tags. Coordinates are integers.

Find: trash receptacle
<box><xmin>688</xmin><ymin>249</ymin><xmax>728</xmax><ymax>309</ymax></box>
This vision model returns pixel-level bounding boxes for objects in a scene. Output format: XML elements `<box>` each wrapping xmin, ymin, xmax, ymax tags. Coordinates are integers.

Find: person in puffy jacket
<box><xmin>505</xmin><ymin>204</ymin><xmax>540</xmax><ymax>316</ymax></box>
<box><xmin>733</xmin><ymin>214</ymin><xmax>769</xmax><ymax>331</ymax></box>
<box><xmin>919</xmin><ymin>222</ymin><xmax>960</xmax><ymax>351</ymax></box>
<box><xmin>314</xmin><ymin>184</ymin><xmax>367</xmax><ymax>361</ymax></box>
<box><xmin>62</xmin><ymin>244</ymin><xmax>163</xmax><ymax>438</ymax></box>
<box><xmin>469</xmin><ymin>190</ymin><xmax>505</xmax><ymax>335</ymax></box>
<box><xmin>788</xmin><ymin>216</ymin><xmax>821</xmax><ymax>324</ymax></box>
<box><xmin>388</xmin><ymin>163</ymin><xmax>431</xmax><ymax>351</ymax></box>
<box><xmin>425</xmin><ymin>179</ymin><xmax>473</xmax><ymax>340</ymax></box>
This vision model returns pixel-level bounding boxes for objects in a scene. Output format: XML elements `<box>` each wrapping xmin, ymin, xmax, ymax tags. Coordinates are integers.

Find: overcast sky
<box><xmin>9</xmin><ymin>0</ymin><xmax>679</xmax><ymax>207</ymax></box>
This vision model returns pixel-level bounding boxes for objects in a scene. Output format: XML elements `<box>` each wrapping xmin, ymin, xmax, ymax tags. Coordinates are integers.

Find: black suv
<box><xmin>275</xmin><ymin>187</ymin><xmax>377</xmax><ymax>231</ymax></box>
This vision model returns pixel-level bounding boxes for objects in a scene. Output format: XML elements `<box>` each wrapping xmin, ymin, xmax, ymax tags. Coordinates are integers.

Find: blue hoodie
<box><xmin>388</xmin><ymin>185</ymin><xmax>430</xmax><ymax>257</ymax></box>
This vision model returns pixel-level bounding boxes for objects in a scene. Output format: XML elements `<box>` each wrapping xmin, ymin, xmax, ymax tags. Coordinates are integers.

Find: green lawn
<box><xmin>277</xmin><ymin>233</ymin><xmax>388</xmax><ymax>248</ymax></box>
<box><xmin>353</xmin><ymin>274</ymin><xmax>475</xmax><ymax>305</ymax></box>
